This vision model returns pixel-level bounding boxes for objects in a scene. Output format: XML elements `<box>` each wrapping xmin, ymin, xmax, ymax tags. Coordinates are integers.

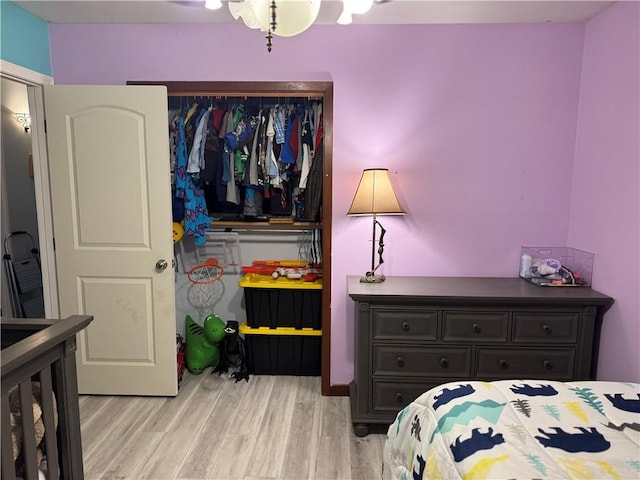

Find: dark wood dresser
<box><xmin>347</xmin><ymin>276</ymin><xmax>613</xmax><ymax>436</ymax></box>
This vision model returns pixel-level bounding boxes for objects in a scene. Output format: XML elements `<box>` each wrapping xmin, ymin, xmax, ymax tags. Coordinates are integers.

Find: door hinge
<box><xmin>43</xmin><ymin>119</ymin><xmax>47</xmax><ymax>133</ymax></box>
<box><xmin>52</xmin><ymin>237</ymin><xmax>55</xmax><ymax>251</ymax></box>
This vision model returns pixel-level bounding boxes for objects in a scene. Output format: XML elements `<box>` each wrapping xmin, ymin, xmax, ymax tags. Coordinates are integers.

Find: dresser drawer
<box><xmin>372</xmin><ymin>308</ymin><xmax>438</xmax><ymax>341</ymax></box>
<box><xmin>476</xmin><ymin>348</ymin><xmax>575</xmax><ymax>379</ymax></box>
<box><xmin>373</xmin><ymin>345</ymin><xmax>471</xmax><ymax>377</ymax></box>
<box><xmin>512</xmin><ymin>312</ymin><xmax>578</xmax><ymax>343</ymax></box>
<box><xmin>442</xmin><ymin>311</ymin><xmax>509</xmax><ymax>342</ymax></box>
<box><xmin>372</xmin><ymin>380</ymin><xmax>441</xmax><ymax>413</ymax></box>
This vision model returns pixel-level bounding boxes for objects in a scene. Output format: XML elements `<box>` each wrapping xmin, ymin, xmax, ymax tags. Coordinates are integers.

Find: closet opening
<box><xmin>129</xmin><ymin>81</ymin><xmax>336</xmax><ymax>395</ymax></box>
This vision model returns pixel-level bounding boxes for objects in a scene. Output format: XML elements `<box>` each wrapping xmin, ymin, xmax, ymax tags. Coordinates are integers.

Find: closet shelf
<box><xmin>210</xmin><ymin>221</ymin><xmax>321</xmax><ymax>231</ymax></box>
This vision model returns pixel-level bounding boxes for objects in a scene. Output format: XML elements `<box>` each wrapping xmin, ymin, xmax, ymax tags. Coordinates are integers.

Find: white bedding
<box><xmin>383</xmin><ymin>380</ymin><xmax>640</xmax><ymax>480</ymax></box>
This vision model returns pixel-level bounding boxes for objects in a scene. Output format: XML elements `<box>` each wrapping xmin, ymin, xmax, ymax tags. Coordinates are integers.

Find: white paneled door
<box><xmin>44</xmin><ymin>85</ymin><xmax>177</xmax><ymax>395</ymax></box>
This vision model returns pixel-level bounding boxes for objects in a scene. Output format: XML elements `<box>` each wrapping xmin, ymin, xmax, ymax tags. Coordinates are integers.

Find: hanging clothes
<box><xmin>299</xmin><ymin>109</ymin><xmax>313</xmax><ymax>190</ymax></box>
<box><xmin>248</xmin><ymin>109</ymin><xmax>263</xmax><ymax>186</ymax></box>
<box><xmin>224</xmin><ymin>109</ymin><xmax>241</xmax><ymax>206</ymax></box>
<box><xmin>200</xmin><ymin>103</ymin><xmax>227</xmax><ymax>215</ymax></box>
<box><xmin>279</xmin><ymin>107</ymin><xmax>297</xmax><ymax>165</ymax></box>
<box><xmin>295</xmin><ymin>105</ymin><xmax>304</xmax><ymax>171</ymax></box>
<box><xmin>304</xmin><ymin>138</ymin><xmax>323</xmax><ymax>222</ymax></box>
<box><xmin>168</xmin><ymin>96</ymin><xmax>323</xmax><ymax>221</ymax></box>
<box><xmin>174</xmin><ymin>112</ymin><xmax>211</xmax><ymax>245</ymax></box>
<box><xmin>187</xmin><ymin>106</ymin><xmax>211</xmax><ymax>173</ymax></box>
<box><xmin>266</xmin><ymin>108</ymin><xmax>280</xmax><ymax>188</ymax></box>
<box><xmin>273</xmin><ymin>105</ymin><xmax>286</xmax><ymax>144</ymax></box>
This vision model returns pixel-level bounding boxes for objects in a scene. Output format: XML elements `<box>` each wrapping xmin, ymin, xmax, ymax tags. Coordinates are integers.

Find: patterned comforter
<box><xmin>383</xmin><ymin>380</ymin><xmax>640</xmax><ymax>480</ymax></box>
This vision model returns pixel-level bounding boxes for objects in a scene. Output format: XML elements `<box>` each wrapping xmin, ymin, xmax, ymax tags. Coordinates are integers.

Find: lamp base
<box><xmin>360</xmin><ymin>274</ymin><xmax>386</xmax><ymax>283</ymax></box>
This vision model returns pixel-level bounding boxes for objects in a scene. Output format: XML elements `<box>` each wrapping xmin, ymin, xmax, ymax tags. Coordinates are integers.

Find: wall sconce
<box><xmin>15</xmin><ymin>113</ymin><xmax>31</xmax><ymax>132</ymax></box>
<box><xmin>347</xmin><ymin>168</ymin><xmax>406</xmax><ymax>283</ymax></box>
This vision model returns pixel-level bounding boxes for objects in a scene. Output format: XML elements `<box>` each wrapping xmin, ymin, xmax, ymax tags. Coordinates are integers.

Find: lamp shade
<box><xmin>347</xmin><ymin>168</ymin><xmax>406</xmax><ymax>216</ymax></box>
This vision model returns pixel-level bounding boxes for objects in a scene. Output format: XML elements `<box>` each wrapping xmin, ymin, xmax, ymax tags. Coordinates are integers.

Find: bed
<box><xmin>1</xmin><ymin>315</ymin><xmax>93</xmax><ymax>480</ymax></box>
<box><xmin>383</xmin><ymin>380</ymin><xmax>640</xmax><ymax>480</ymax></box>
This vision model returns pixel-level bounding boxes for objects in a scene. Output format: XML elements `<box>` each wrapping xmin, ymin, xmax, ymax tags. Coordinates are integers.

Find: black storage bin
<box><xmin>239</xmin><ymin>274</ymin><xmax>322</xmax><ymax>329</ymax></box>
<box><xmin>239</xmin><ymin>323</ymin><xmax>321</xmax><ymax>376</ymax></box>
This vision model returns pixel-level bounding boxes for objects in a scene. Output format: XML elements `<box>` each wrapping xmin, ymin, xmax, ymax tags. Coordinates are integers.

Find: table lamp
<box><xmin>347</xmin><ymin>168</ymin><xmax>406</xmax><ymax>283</ymax></box>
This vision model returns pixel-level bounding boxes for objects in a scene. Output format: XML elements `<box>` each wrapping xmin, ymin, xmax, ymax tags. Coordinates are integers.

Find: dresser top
<box><xmin>347</xmin><ymin>276</ymin><xmax>613</xmax><ymax>308</ymax></box>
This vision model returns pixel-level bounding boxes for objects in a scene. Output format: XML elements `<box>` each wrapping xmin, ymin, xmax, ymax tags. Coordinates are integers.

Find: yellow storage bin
<box><xmin>238</xmin><ymin>273</ymin><xmax>322</xmax><ymax>290</ymax></box>
<box><xmin>239</xmin><ymin>274</ymin><xmax>322</xmax><ymax>329</ymax></box>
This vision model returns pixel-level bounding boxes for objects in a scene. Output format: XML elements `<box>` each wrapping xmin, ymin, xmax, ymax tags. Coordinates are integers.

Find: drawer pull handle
<box><xmin>542</xmin><ymin>325</ymin><xmax>552</xmax><ymax>334</ymax></box>
<box><xmin>544</xmin><ymin>360</ymin><xmax>553</xmax><ymax>370</ymax></box>
<box><xmin>499</xmin><ymin>359</ymin><xmax>509</xmax><ymax>369</ymax></box>
<box><xmin>396</xmin><ymin>357</ymin><xmax>405</xmax><ymax>367</ymax></box>
<box><xmin>395</xmin><ymin>392</ymin><xmax>404</xmax><ymax>402</ymax></box>
<box><xmin>401</xmin><ymin>322</ymin><xmax>410</xmax><ymax>332</ymax></box>
<box><xmin>472</xmin><ymin>324</ymin><xmax>482</xmax><ymax>333</ymax></box>
<box><xmin>440</xmin><ymin>358</ymin><xmax>449</xmax><ymax>368</ymax></box>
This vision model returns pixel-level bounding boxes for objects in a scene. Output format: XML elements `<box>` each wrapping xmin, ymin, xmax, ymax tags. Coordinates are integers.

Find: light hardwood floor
<box><xmin>79</xmin><ymin>372</ymin><xmax>387</xmax><ymax>480</ymax></box>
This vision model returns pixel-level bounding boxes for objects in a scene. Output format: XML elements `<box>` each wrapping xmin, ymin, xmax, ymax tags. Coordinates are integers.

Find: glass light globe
<box><xmin>347</xmin><ymin>0</ymin><xmax>374</xmax><ymax>15</ymax></box>
<box><xmin>229</xmin><ymin>1</ymin><xmax>265</xmax><ymax>30</ymax></box>
<box><xmin>249</xmin><ymin>0</ymin><xmax>321</xmax><ymax>37</ymax></box>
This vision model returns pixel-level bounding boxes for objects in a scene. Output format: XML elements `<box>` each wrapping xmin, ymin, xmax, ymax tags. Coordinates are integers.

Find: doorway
<box><xmin>130</xmin><ymin>80</ymin><xmax>336</xmax><ymax>395</ymax></box>
<box><xmin>1</xmin><ymin>77</ymin><xmax>40</xmax><ymax>317</ymax></box>
<box><xmin>1</xmin><ymin>61</ymin><xmax>55</xmax><ymax>318</ymax></box>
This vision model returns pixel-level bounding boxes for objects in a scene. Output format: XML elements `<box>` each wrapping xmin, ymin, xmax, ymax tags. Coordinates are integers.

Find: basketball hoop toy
<box><xmin>187</xmin><ymin>259</ymin><xmax>224</xmax><ymax>322</ymax></box>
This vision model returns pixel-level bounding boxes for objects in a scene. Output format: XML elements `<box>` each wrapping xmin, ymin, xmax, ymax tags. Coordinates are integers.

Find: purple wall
<box><xmin>570</xmin><ymin>2</ymin><xmax>640</xmax><ymax>382</ymax></box>
<box><xmin>50</xmin><ymin>20</ymin><xmax>608</xmax><ymax>386</ymax></box>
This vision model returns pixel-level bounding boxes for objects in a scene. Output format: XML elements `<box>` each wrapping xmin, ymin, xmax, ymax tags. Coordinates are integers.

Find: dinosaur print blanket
<box><xmin>383</xmin><ymin>380</ymin><xmax>640</xmax><ymax>480</ymax></box>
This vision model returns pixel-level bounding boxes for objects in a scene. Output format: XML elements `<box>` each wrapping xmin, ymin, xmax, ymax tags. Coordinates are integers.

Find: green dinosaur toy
<box><xmin>185</xmin><ymin>314</ymin><xmax>226</xmax><ymax>374</ymax></box>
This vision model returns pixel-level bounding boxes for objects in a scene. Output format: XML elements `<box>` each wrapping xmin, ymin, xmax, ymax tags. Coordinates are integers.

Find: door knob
<box><xmin>156</xmin><ymin>259</ymin><xmax>168</xmax><ymax>271</ymax></box>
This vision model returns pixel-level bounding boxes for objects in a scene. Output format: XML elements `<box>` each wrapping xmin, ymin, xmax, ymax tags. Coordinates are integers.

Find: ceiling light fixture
<box><xmin>205</xmin><ymin>0</ymin><xmax>222</xmax><ymax>9</ymax></box>
<box><xmin>337</xmin><ymin>0</ymin><xmax>374</xmax><ymax>25</ymax></box>
<box><xmin>230</xmin><ymin>0</ymin><xmax>321</xmax><ymax>51</ymax></box>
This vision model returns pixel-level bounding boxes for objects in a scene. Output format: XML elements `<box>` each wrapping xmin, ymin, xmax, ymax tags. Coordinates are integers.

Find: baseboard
<box><xmin>325</xmin><ymin>383</ymin><xmax>349</xmax><ymax>396</ymax></box>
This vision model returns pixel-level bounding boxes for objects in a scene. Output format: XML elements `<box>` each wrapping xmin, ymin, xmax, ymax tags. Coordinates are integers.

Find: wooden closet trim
<box><xmin>129</xmin><ymin>81</ymin><xmax>336</xmax><ymax>396</ymax></box>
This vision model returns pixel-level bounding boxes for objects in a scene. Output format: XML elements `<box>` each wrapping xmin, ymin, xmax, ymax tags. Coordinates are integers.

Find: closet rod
<box><xmin>167</xmin><ymin>92</ymin><xmax>323</xmax><ymax>100</ymax></box>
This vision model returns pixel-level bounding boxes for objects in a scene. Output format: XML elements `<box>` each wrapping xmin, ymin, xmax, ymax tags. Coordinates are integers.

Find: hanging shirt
<box><xmin>198</xmin><ymin>106</ymin><xmax>212</xmax><ymax>170</ymax></box>
<box><xmin>309</xmin><ymin>102</ymin><xmax>317</xmax><ymax>139</ymax></box>
<box><xmin>295</xmin><ymin>106</ymin><xmax>304</xmax><ymax>170</ymax></box>
<box><xmin>273</xmin><ymin>105</ymin><xmax>286</xmax><ymax>144</ymax></box>
<box><xmin>279</xmin><ymin>108</ymin><xmax>296</xmax><ymax>165</ymax></box>
<box><xmin>184</xmin><ymin>103</ymin><xmax>199</xmax><ymax>125</ymax></box>
<box><xmin>313</xmin><ymin>104</ymin><xmax>323</xmax><ymax>153</ymax></box>
<box><xmin>266</xmin><ymin>108</ymin><xmax>280</xmax><ymax>185</ymax></box>
<box><xmin>248</xmin><ymin>109</ymin><xmax>263</xmax><ymax>186</ymax></box>
<box><xmin>223</xmin><ymin>109</ymin><xmax>240</xmax><ymax>205</ymax></box>
<box><xmin>226</xmin><ymin>149</ymin><xmax>240</xmax><ymax>205</ymax></box>
<box><xmin>187</xmin><ymin>106</ymin><xmax>211</xmax><ymax>173</ymax></box>
<box><xmin>174</xmin><ymin>115</ymin><xmax>211</xmax><ymax>246</ymax></box>
<box><xmin>299</xmin><ymin>109</ymin><xmax>313</xmax><ymax>190</ymax></box>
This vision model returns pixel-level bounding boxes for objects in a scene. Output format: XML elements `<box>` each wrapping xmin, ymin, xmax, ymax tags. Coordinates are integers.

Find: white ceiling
<box><xmin>13</xmin><ymin>0</ymin><xmax>615</xmax><ymax>26</ymax></box>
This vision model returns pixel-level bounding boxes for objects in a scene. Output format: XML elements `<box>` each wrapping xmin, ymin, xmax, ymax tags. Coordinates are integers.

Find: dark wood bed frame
<box><xmin>1</xmin><ymin>315</ymin><xmax>93</xmax><ymax>480</ymax></box>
